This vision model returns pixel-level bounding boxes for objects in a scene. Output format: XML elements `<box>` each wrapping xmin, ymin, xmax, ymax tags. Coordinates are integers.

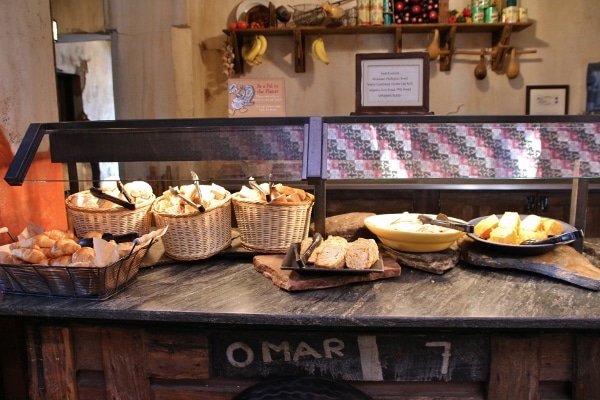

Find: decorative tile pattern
<box><xmin>326</xmin><ymin>122</ymin><xmax>600</xmax><ymax>179</ymax></box>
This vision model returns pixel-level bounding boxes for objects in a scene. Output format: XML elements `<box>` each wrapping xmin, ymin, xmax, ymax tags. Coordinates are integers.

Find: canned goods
<box><xmin>369</xmin><ymin>0</ymin><xmax>384</xmax><ymax>25</ymax></box>
<box><xmin>471</xmin><ymin>0</ymin><xmax>490</xmax><ymax>8</ymax></box>
<box><xmin>472</xmin><ymin>7</ymin><xmax>485</xmax><ymax>23</ymax></box>
<box><xmin>502</xmin><ymin>6</ymin><xmax>519</xmax><ymax>23</ymax></box>
<box><xmin>519</xmin><ymin>7</ymin><xmax>528</xmax><ymax>22</ymax></box>
<box><xmin>485</xmin><ymin>7</ymin><xmax>498</xmax><ymax>23</ymax></box>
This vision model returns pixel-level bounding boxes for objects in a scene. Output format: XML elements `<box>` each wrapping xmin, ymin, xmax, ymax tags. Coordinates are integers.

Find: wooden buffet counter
<box><xmin>1</xmin><ymin>242</ymin><xmax>600</xmax><ymax>400</ymax></box>
<box><xmin>2</xmin><ymin>115</ymin><xmax>600</xmax><ymax>399</ymax></box>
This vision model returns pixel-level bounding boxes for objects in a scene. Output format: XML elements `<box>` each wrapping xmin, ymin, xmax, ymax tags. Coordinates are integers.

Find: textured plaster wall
<box><xmin>104</xmin><ymin>0</ymin><xmax>600</xmax><ymax>119</ymax></box>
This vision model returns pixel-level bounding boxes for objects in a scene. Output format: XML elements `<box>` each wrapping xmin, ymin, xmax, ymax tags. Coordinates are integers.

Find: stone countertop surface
<box><xmin>1</xmin><ymin>239</ymin><xmax>600</xmax><ymax>331</ymax></box>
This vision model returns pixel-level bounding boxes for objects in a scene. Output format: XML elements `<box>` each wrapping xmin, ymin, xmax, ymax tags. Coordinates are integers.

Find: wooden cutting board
<box><xmin>460</xmin><ymin>238</ymin><xmax>600</xmax><ymax>291</ymax></box>
<box><xmin>253</xmin><ymin>254</ymin><xmax>401</xmax><ymax>291</ymax></box>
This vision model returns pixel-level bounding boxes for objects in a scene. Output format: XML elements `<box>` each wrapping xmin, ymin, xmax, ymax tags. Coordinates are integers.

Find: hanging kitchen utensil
<box><xmin>427</xmin><ymin>29</ymin><xmax>440</xmax><ymax>60</ymax></box>
<box><xmin>506</xmin><ymin>48</ymin><xmax>519</xmax><ymax>79</ymax></box>
<box><xmin>474</xmin><ymin>54</ymin><xmax>487</xmax><ymax>80</ymax></box>
<box><xmin>190</xmin><ymin>171</ymin><xmax>205</xmax><ymax>212</ymax></box>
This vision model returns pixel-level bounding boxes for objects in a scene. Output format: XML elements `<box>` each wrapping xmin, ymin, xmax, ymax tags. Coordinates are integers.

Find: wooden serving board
<box><xmin>253</xmin><ymin>254</ymin><xmax>401</xmax><ymax>291</ymax></box>
<box><xmin>460</xmin><ymin>238</ymin><xmax>600</xmax><ymax>291</ymax></box>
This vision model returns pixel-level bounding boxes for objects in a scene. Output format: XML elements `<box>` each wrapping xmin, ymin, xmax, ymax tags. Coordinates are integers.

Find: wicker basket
<box><xmin>0</xmin><ymin>240</ymin><xmax>154</xmax><ymax>300</ymax></box>
<box><xmin>232</xmin><ymin>192</ymin><xmax>314</xmax><ymax>253</ymax></box>
<box><xmin>66</xmin><ymin>191</ymin><xmax>155</xmax><ymax>237</ymax></box>
<box><xmin>152</xmin><ymin>192</ymin><xmax>232</xmax><ymax>260</ymax></box>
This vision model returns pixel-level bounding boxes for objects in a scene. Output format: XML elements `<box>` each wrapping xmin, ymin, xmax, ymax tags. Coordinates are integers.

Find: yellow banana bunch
<box><xmin>311</xmin><ymin>37</ymin><xmax>330</xmax><ymax>65</ymax></box>
<box><xmin>241</xmin><ymin>35</ymin><xmax>268</xmax><ymax>67</ymax></box>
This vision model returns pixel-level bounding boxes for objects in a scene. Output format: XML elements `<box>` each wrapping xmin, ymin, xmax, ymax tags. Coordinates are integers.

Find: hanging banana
<box><xmin>241</xmin><ymin>35</ymin><xmax>268</xmax><ymax>67</ymax></box>
<box><xmin>311</xmin><ymin>37</ymin><xmax>330</xmax><ymax>65</ymax></box>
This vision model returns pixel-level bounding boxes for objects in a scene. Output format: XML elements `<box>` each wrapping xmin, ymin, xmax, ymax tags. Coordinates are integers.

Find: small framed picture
<box><xmin>586</xmin><ymin>62</ymin><xmax>600</xmax><ymax>114</ymax></box>
<box><xmin>355</xmin><ymin>52</ymin><xmax>430</xmax><ymax>115</ymax></box>
<box><xmin>526</xmin><ymin>85</ymin><xmax>569</xmax><ymax>115</ymax></box>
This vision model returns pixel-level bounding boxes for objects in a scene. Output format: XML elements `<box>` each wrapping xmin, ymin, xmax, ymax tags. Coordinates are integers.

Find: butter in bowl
<box><xmin>364</xmin><ymin>212</ymin><xmax>468</xmax><ymax>253</ymax></box>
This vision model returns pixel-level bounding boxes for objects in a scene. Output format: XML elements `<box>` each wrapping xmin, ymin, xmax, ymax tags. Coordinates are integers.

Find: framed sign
<box><xmin>228</xmin><ymin>78</ymin><xmax>286</xmax><ymax>117</ymax></box>
<box><xmin>526</xmin><ymin>85</ymin><xmax>569</xmax><ymax>115</ymax></box>
<box><xmin>355</xmin><ymin>52</ymin><xmax>430</xmax><ymax>115</ymax></box>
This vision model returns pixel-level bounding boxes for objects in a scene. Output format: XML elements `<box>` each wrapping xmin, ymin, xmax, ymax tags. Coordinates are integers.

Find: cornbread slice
<box><xmin>498</xmin><ymin>212</ymin><xmax>521</xmax><ymax>230</ymax></box>
<box><xmin>520</xmin><ymin>214</ymin><xmax>543</xmax><ymax>232</ymax></box>
<box><xmin>541</xmin><ymin>218</ymin><xmax>563</xmax><ymax>236</ymax></box>
<box><xmin>474</xmin><ymin>214</ymin><xmax>499</xmax><ymax>239</ymax></box>
<box><xmin>489</xmin><ymin>227</ymin><xmax>519</xmax><ymax>245</ymax></box>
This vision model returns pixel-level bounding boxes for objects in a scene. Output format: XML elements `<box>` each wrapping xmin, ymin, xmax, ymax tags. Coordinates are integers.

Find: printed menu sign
<box><xmin>228</xmin><ymin>78</ymin><xmax>286</xmax><ymax>117</ymax></box>
<box><xmin>362</xmin><ymin>59</ymin><xmax>424</xmax><ymax>107</ymax></box>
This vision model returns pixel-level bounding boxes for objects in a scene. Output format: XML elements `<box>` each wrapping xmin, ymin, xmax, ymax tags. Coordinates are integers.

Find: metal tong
<box><xmin>78</xmin><ymin>232</ymin><xmax>140</xmax><ymax>247</ymax></box>
<box><xmin>169</xmin><ymin>186</ymin><xmax>203</xmax><ymax>212</ymax></box>
<box><xmin>248</xmin><ymin>177</ymin><xmax>273</xmax><ymax>202</ymax></box>
<box><xmin>190</xmin><ymin>171</ymin><xmax>205</xmax><ymax>212</ymax></box>
<box><xmin>294</xmin><ymin>233</ymin><xmax>323</xmax><ymax>268</ymax></box>
<box><xmin>520</xmin><ymin>229</ymin><xmax>584</xmax><ymax>246</ymax></box>
<box><xmin>417</xmin><ymin>214</ymin><xmax>474</xmax><ymax>233</ymax></box>
<box><xmin>89</xmin><ymin>187</ymin><xmax>136</xmax><ymax>210</ymax></box>
<box><xmin>116</xmin><ymin>180</ymin><xmax>134</xmax><ymax>204</ymax></box>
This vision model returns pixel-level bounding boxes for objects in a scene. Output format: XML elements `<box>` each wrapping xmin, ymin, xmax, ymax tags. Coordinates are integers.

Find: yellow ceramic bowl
<box><xmin>364</xmin><ymin>213</ymin><xmax>467</xmax><ymax>253</ymax></box>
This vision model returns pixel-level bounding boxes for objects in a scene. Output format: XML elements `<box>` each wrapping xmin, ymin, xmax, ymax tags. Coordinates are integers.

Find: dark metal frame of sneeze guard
<box><xmin>5</xmin><ymin>114</ymin><xmax>600</xmax><ymax>249</ymax></box>
<box><xmin>4</xmin><ymin>116</ymin><xmax>329</xmax><ymax>235</ymax></box>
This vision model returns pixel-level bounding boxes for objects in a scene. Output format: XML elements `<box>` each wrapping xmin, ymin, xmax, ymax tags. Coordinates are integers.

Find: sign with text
<box><xmin>355</xmin><ymin>52</ymin><xmax>430</xmax><ymax>115</ymax></box>
<box><xmin>211</xmin><ymin>331</ymin><xmax>489</xmax><ymax>381</ymax></box>
<box><xmin>228</xmin><ymin>78</ymin><xmax>286</xmax><ymax>117</ymax></box>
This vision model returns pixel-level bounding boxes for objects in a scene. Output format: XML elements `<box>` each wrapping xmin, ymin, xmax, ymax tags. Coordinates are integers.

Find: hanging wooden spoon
<box><xmin>427</xmin><ymin>29</ymin><xmax>440</xmax><ymax>60</ymax></box>
<box><xmin>474</xmin><ymin>54</ymin><xmax>487</xmax><ymax>80</ymax></box>
<box><xmin>506</xmin><ymin>48</ymin><xmax>520</xmax><ymax>79</ymax></box>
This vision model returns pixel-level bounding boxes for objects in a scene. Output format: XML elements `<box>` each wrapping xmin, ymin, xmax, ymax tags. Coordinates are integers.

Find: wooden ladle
<box><xmin>506</xmin><ymin>48</ymin><xmax>519</xmax><ymax>79</ymax></box>
<box><xmin>474</xmin><ymin>54</ymin><xmax>487</xmax><ymax>80</ymax></box>
<box><xmin>427</xmin><ymin>29</ymin><xmax>440</xmax><ymax>60</ymax></box>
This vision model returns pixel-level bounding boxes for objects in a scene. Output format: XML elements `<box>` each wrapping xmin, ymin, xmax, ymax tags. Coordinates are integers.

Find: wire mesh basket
<box><xmin>291</xmin><ymin>4</ymin><xmax>326</xmax><ymax>26</ymax></box>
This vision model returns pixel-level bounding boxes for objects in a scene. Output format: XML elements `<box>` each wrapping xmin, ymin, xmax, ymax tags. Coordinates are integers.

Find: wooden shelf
<box><xmin>224</xmin><ymin>22</ymin><xmax>534</xmax><ymax>74</ymax></box>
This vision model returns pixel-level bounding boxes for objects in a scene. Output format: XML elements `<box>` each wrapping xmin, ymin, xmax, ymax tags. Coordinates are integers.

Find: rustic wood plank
<box><xmin>488</xmin><ymin>335</ymin><xmax>540</xmax><ymax>400</ymax></box>
<box><xmin>145</xmin><ymin>331</ymin><xmax>210</xmax><ymax>379</ymax></box>
<box><xmin>72</xmin><ymin>325</ymin><xmax>103</xmax><ymax>371</ymax></box>
<box><xmin>27</xmin><ymin>325</ymin><xmax>77</xmax><ymax>400</ymax></box>
<box><xmin>101</xmin><ymin>327</ymin><xmax>151</xmax><ymax>399</ymax></box>
<box><xmin>573</xmin><ymin>334</ymin><xmax>600</xmax><ymax>399</ymax></box>
<box><xmin>539</xmin><ymin>333</ymin><xmax>572</xmax><ymax>381</ymax></box>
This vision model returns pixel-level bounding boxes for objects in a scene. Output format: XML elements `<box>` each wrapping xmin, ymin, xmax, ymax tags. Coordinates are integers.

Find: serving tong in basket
<box><xmin>0</xmin><ymin>226</ymin><xmax>16</xmax><ymax>242</ymax></box>
<box><xmin>190</xmin><ymin>171</ymin><xmax>205</xmax><ymax>212</ymax></box>
<box><xmin>169</xmin><ymin>186</ymin><xmax>203</xmax><ymax>212</ymax></box>
<box><xmin>248</xmin><ymin>177</ymin><xmax>273</xmax><ymax>202</ymax></box>
<box><xmin>78</xmin><ymin>232</ymin><xmax>139</xmax><ymax>247</ymax></box>
<box><xmin>90</xmin><ymin>186</ymin><xmax>136</xmax><ymax>210</ymax></box>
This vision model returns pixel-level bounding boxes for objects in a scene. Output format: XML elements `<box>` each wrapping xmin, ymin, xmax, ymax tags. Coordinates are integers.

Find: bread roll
<box><xmin>11</xmin><ymin>247</ymin><xmax>48</xmax><ymax>264</ymax></box>
<box><xmin>20</xmin><ymin>234</ymin><xmax>55</xmax><ymax>249</ymax></box>
<box><xmin>50</xmin><ymin>238</ymin><xmax>81</xmax><ymax>258</ymax></box>
<box><xmin>71</xmin><ymin>247</ymin><xmax>96</xmax><ymax>264</ymax></box>
<box><xmin>49</xmin><ymin>255</ymin><xmax>72</xmax><ymax>266</ymax></box>
<box><xmin>123</xmin><ymin>180</ymin><xmax>154</xmax><ymax>201</ymax></box>
<box><xmin>314</xmin><ymin>236</ymin><xmax>348</xmax><ymax>269</ymax></box>
<box><xmin>345</xmin><ymin>238</ymin><xmax>379</xmax><ymax>270</ymax></box>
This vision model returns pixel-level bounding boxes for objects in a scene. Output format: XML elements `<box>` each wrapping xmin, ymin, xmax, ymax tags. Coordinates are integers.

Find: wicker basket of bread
<box><xmin>232</xmin><ymin>179</ymin><xmax>314</xmax><ymax>253</ymax></box>
<box><xmin>66</xmin><ymin>181</ymin><xmax>155</xmax><ymax>237</ymax></box>
<box><xmin>0</xmin><ymin>227</ymin><xmax>159</xmax><ymax>299</ymax></box>
<box><xmin>152</xmin><ymin>183</ymin><xmax>232</xmax><ymax>260</ymax></box>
